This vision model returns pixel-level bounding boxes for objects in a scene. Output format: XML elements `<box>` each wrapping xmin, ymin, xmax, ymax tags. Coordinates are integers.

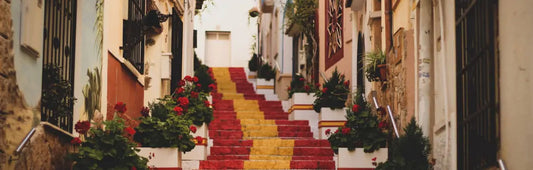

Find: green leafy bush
<box><xmin>364</xmin><ymin>50</ymin><xmax>386</xmax><ymax>82</ymax></box>
<box><xmin>42</xmin><ymin>64</ymin><xmax>77</xmax><ymax>117</ymax></box>
<box><xmin>258</xmin><ymin>63</ymin><xmax>276</xmax><ymax>81</ymax></box>
<box><xmin>194</xmin><ymin>65</ymin><xmax>215</xmax><ymax>93</ymax></box>
<box><xmin>287</xmin><ymin>74</ymin><xmax>319</xmax><ymax>98</ymax></box>
<box><xmin>327</xmin><ymin>88</ymin><xmax>387</xmax><ymax>153</ymax></box>
<box><xmin>376</xmin><ymin>118</ymin><xmax>432</xmax><ymax>170</ymax></box>
<box><xmin>173</xmin><ymin>76</ymin><xmax>214</xmax><ymax>126</ymax></box>
<box><xmin>70</xmin><ymin>117</ymin><xmax>149</xmax><ymax>170</ymax></box>
<box><xmin>248</xmin><ymin>53</ymin><xmax>259</xmax><ymax>71</ymax></box>
<box><xmin>133</xmin><ymin>98</ymin><xmax>196</xmax><ymax>152</ymax></box>
<box><xmin>312</xmin><ymin>68</ymin><xmax>349</xmax><ymax>112</ymax></box>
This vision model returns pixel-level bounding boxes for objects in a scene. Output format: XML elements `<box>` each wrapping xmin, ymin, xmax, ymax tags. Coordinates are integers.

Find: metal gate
<box><xmin>41</xmin><ymin>0</ymin><xmax>77</xmax><ymax>132</ymax></box>
<box><xmin>456</xmin><ymin>0</ymin><xmax>499</xmax><ymax>169</ymax></box>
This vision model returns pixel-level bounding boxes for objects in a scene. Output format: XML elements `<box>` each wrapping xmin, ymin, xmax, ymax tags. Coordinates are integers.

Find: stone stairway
<box><xmin>199</xmin><ymin>68</ymin><xmax>335</xmax><ymax>169</ymax></box>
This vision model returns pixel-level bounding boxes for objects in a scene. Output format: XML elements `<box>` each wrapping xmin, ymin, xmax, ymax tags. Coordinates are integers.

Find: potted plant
<box><xmin>257</xmin><ymin>63</ymin><xmax>276</xmax><ymax>81</ymax></box>
<box><xmin>69</xmin><ymin>103</ymin><xmax>149</xmax><ymax>169</ymax></box>
<box><xmin>376</xmin><ymin>118</ymin><xmax>433</xmax><ymax>170</ymax></box>
<box><xmin>312</xmin><ymin>68</ymin><xmax>349</xmax><ymax>112</ymax></box>
<box><xmin>326</xmin><ymin>88</ymin><xmax>389</xmax><ymax>169</ymax></box>
<box><xmin>364</xmin><ymin>50</ymin><xmax>387</xmax><ymax>82</ymax></box>
<box><xmin>287</xmin><ymin>74</ymin><xmax>320</xmax><ymax>138</ymax></box>
<box><xmin>194</xmin><ymin>65</ymin><xmax>216</xmax><ymax>94</ymax></box>
<box><xmin>287</xmin><ymin>74</ymin><xmax>319</xmax><ymax>99</ymax></box>
<box><xmin>248</xmin><ymin>53</ymin><xmax>259</xmax><ymax>78</ymax></box>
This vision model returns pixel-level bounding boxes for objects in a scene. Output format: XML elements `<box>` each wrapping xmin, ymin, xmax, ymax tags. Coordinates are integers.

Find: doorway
<box><xmin>205</xmin><ymin>31</ymin><xmax>231</xmax><ymax>67</ymax></box>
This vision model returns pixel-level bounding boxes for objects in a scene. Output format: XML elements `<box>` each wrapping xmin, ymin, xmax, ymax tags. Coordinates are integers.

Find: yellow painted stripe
<box><xmin>288</xmin><ymin>104</ymin><xmax>314</xmax><ymax>113</ymax></box>
<box><xmin>256</xmin><ymin>85</ymin><xmax>274</xmax><ymax>89</ymax></box>
<box><xmin>248</xmin><ymin>75</ymin><xmax>257</xmax><ymax>79</ymax></box>
<box><xmin>318</xmin><ymin>121</ymin><xmax>346</xmax><ymax>128</ymax></box>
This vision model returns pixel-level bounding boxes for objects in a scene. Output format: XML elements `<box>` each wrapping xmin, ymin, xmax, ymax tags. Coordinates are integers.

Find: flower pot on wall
<box><xmin>338</xmin><ymin>147</ymin><xmax>388</xmax><ymax>169</ymax></box>
<box><xmin>378</xmin><ymin>64</ymin><xmax>387</xmax><ymax>81</ymax></box>
<box><xmin>319</xmin><ymin>107</ymin><xmax>347</xmax><ymax>139</ymax></box>
<box><xmin>137</xmin><ymin>147</ymin><xmax>180</xmax><ymax>168</ymax></box>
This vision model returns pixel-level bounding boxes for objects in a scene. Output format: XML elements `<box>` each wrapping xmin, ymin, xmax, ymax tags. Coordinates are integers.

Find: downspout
<box><xmin>418</xmin><ymin>0</ymin><xmax>433</xmax><ymax>137</ymax></box>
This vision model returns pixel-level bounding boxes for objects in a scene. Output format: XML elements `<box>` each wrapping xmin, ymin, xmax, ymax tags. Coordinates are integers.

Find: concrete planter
<box><xmin>338</xmin><ymin>148</ymin><xmax>388</xmax><ymax>169</ymax></box>
<box><xmin>137</xmin><ymin>147</ymin><xmax>180</xmax><ymax>168</ymax></box>
<box><xmin>319</xmin><ymin>107</ymin><xmax>347</xmax><ymax>139</ymax></box>
<box><xmin>256</xmin><ymin>78</ymin><xmax>277</xmax><ymax>101</ymax></box>
<box><xmin>182</xmin><ymin>123</ymin><xmax>208</xmax><ymax>169</ymax></box>
<box><xmin>289</xmin><ymin>93</ymin><xmax>318</xmax><ymax>138</ymax></box>
<box><xmin>207</xmin><ymin>95</ymin><xmax>212</xmax><ymax>105</ymax></box>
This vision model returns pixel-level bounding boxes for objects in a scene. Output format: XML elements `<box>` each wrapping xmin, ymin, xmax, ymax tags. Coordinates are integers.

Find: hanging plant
<box><xmin>364</xmin><ymin>50</ymin><xmax>387</xmax><ymax>82</ymax></box>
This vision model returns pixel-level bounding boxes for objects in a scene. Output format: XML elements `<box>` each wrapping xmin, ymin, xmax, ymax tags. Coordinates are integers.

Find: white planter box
<box><xmin>320</xmin><ymin>107</ymin><xmax>347</xmax><ymax>121</ymax></box>
<box><xmin>207</xmin><ymin>95</ymin><xmax>212</xmax><ymax>104</ymax></box>
<box><xmin>182</xmin><ymin>123</ymin><xmax>208</xmax><ymax>160</ymax></box>
<box><xmin>290</xmin><ymin>93</ymin><xmax>316</xmax><ymax>106</ymax></box>
<box><xmin>247</xmin><ymin>71</ymin><xmax>257</xmax><ymax>79</ymax></box>
<box><xmin>191</xmin><ymin>123</ymin><xmax>207</xmax><ymax>138</ymax></box>
<box><xmin>137</xmin><ymin>147</ymin><xmax>180</xmax><ymax>168</ymax></box>
<box><xmin>256</xmin><ymin>78</ymin><xmax>274</xmax><ymax>86</ymax></box>
<box><xmin>338</xmin><ymin>148</ymin><xmax>388</xmax><ymax>169</ymax></box>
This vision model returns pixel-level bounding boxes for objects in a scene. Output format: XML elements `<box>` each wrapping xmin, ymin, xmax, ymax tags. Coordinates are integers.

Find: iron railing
<box><xmin>456</xmin><ymin>0</ymin><xmax>499</xmax><ymax>169</ymax></box>
<box><xmin>41</xmin><ymin>0</ymin><xmax>77</xmax><ymax>132</ymax></box>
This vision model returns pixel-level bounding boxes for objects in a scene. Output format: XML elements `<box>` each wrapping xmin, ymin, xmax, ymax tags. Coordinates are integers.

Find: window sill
<box><xmin>110</xmin><ymin>52</ymin><xmax>145</xmax><ymax>87</ymax></box>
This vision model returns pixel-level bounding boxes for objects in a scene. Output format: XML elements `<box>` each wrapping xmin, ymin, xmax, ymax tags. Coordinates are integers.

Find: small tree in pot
<box><xmin>312</xmin><ymin>68</ymin><xmax>349</xmax><ymax>112</ymax></box>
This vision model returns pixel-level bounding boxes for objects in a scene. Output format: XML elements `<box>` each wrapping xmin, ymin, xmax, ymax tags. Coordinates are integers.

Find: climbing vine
<box><xmin>285</xmin><ymin>0</ymin><xmax>318</xmax><ymax>78</ymax></box>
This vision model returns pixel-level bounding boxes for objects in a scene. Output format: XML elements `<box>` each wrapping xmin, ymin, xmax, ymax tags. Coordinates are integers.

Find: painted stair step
<box><xmin>199</xmin><ymin>160</ymin><xmax>335</xmax><ymax>169</ymax></box>
<box><xmin>209</xmin><ymin>125</ymin><xmax>309</xmax><ymax>131</ymax></box>
<box><xmin>209</xmin><ymin>146</ymin><xmax>334</xmax><ymax>156</ymax></box>
<box><xmin>212</xmin><ymin>139</ymin><xmax>330</xmax><ymax>147</ymax></box>
<box><xmin>207</xmin><ymin>155</ymin><xmax>334</xmax><ymax>160</ymax></box>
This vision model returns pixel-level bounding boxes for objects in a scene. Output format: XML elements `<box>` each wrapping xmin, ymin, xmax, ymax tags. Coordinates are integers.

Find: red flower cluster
<box><xmin>299</xmin><ymin>78</ymin><xmax>305</xmax><ymax>81</ymax></box>
<box><xmin>193</xmin><ymin>76</ymin><xmax>199</xmax><ymax>82</ymax></box>
<box><xmin>178</xmin><ymin>80</ymin><xmax>186</xmax><ymax>87</ymax></box>
<box><xmin>140</xmin><ymin>107</ymin><xmax>150</xmax><ymax>117</ymax></box>
<box><xmin>208</xmin><ymin>84</ymin><xmax>217</xmax><ymax>90</ymax></box>
<box><xmin>344</xmin><ymin>80</ymin><xmax>350</xmax><ymax>87</ymax></box>
<box><xmin>322</xmin><ymin>87</ymin><xmax>328</xmax><ymax>93</ymax></box>
<box><xmin>190</xmin><ymin>125</ymin><xmax>197</xmax><ymax>133</ymax></box>
<box><xmin>176</xmin><ymin>87</ymin><xmax>184</xmax><ymax>94</ymax></box>
<box><xmin>196</xmin><ymin>83</ymin><xmax>202</xmax><ymax>88</ymax></box>
<box><xmin>174</xmin><ymin>106</ymin><xmax>184</xmax><ymax>115</ymax></box>
<box><xmin>75</xmin><ymin>120</ymin><xmax>91</xmax><ymax>134</ymax></box>
<box><xmin>71</xmin><ymin>137</ymin><xmax>82</xmax><ymax>145</ymax></box>
<box><xmin>352</xmin><ymin>104</ymin><xmax>361</xmax><ymax>113</ymax></box>
<box><xmin>114</xmin><ymin>102</ymin><xmax>127</xmax><ymax>113</ymax></box>
<box><xmin>191</xmin><ymin>91</ymin><xmax>199</xmax><ymax>98</ymax></box>
<box><xmin>315</xmin><ymin>83</ymin><xmax>321</xmax><ymax>88</ymax></box>
<box><xmin>204</xmin><ymin>100</ymin><xmax>211</xmax><ymax>107</ymax></box>
<box><xmin>378</xmin><ymin>121</ymin><xmax>387</xmax><ymax>129</ymax></box>
<box><xmin>184</xmin><ymin>76</ymin><xmax>193</xmax><ymax>82</ymax></box>
<box><xmin>124</xmin><ymin>127</ymin><xmax>136</xmax><ymax>136</ymax></box>
<box><xmin>325</xmin><ymin>129</ymin><xmax>331</xmax><ymax>135</ymax></box>
<box><xmin>304</xmin><ymin>85</ymin><xmax>310</xmax><ymax>92</ymax></box>
<box><xmin>287</xmin><ymin>87</ymin><xmax>291</xmax><ymax>91</ymax></box>
<box><xmin>178</xmin><ymin>97</ymin><xmax>189</xmax><ymax>106</ymax></box>
<box><xmin>341</xmin><ymin>127</ymin><xmax>351</xmax><ymax>134</ymax></box>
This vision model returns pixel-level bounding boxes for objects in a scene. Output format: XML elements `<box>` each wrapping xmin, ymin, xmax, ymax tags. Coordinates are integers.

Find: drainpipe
<box><xmin>418</xmin><ymin>0</ymin><xmax>433</xmax><ymax>137</ymax></box>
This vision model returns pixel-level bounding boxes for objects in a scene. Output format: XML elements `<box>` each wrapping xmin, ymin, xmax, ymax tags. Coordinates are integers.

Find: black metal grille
<box><xmin>456</xmin><ymin>0</ymin><xmax>499</xmax><ymax>169</ymax></box>
<box><xmin>123</xmin><ymin>0</ymin><xmax>145</xmax><ymax>73</ymax></box>
<box><xmin>41</xmin><ymin>0</ymin><xmax>77</xmax><ymax>132</ymax></box>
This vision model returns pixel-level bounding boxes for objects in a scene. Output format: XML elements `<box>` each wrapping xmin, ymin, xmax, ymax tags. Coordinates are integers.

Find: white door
<box><xmin>205</xmin><ymin>31</ymin><xmax>231</xmax><ymax>67</ymax></box>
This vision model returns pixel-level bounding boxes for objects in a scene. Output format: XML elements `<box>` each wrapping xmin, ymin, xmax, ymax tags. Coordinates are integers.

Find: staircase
<box><xmin>199</xmin><ymin>68</ymin><xmax>335</xmax><ymax>169</ymax></box>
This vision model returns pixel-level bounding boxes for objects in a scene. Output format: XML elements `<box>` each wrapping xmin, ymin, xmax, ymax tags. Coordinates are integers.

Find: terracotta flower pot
<box><xmin>378</xmin><ymin>64</ymin><xmax>387</xmax><ymax>81</ymax></box>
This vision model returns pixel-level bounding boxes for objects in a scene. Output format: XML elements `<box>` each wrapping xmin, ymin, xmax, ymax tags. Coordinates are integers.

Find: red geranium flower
<box><xmin>341</xmin><ymin>127</ymin><xmax>351</xmax><ymax>134</ymax></box>
<box><xmin>174</xmin><ymin>106</ymin><xmax>184</xmax><ymax>115</ymax></box>
<box><xmin>322</xmin><ymin>88</ymin><xmax>328</xmax><ymax>93</ymax></box>
<box><xmin>196</xmin><ymin>83</ymin><xmax>202</xmax><ymax>88</ymax></box>
<box><xmin>124</xmin><ymin>127</ymin><xmax>136</xmax><ymax>136</ymax></box>
<box><xmin>191</xmin><ymin>92</ymin><xmax>199</xmax><ymax>98</ymax></box>
<box><xmin>193</xmin><ymin>76</ymin><xmax>199</xmax><ymax>82</ymax></box>
<box><xmin>184</xmin><ymin>76</ymin><xmax>193</xmax><ymax>82</ymax></box>
<box><xmin>204</xmin><ymin>100</ymin><xmax>211</xmax><ymax>107</ymax></box>
<box><xmin>378</xmin><ymin>121</ymin><xmax>387</xmax><ymax>129</ymax></box>
<box><xmin>208</xmin><ymin>84</ymin><xmax>217</xmax><ymax>90</ymax></box>
<box><xmin>140</xmin><ymin>107</ymin><xmax>150</xmax><ymax>117</ymax></box>
<box><xmin>178</xmin><ymin>80</ymin><xmax>186</xmax><ymax>87</ymax></box>
<box><xmin>287</xmin><ymin>87</ymin><xmax>291</xmax><ymax>91</ymax></box>
<box><xmin>304</xmin><ymin>85</ymin><xmax>310</xmax><ymax>92</ymax></box>
<box><xmin>325</xmin><ymin>129</ymin><xmax>331</xmax><ymax>135</ymax></box>
<box><xmin>131</xmin><ymin>167</ymin><xmax>137</xmax><ymax>170</ymax></box>
<box><xmin>299</xmin><ymin>77</ymin><xmax>305</xmax><ymax>81</ymax></box>
<box><xmin>178</xmin><ymin>97</ymin><xmax>189</xmax><ymax>106</ymax></box>
<box><xmin>176</xmin><ymin>87</ymin><xmax>185</xmax><ymax>94</ymax></box>
<box><xmin>372</xmin><ymin>157</ymin><xmax>377</xmax><ymax>161</ymax></box>
<box><xmin>114</xmin><ymin>102</ymin><xmax>127</xmax><ymax>113</ymax></box>
<box><xmin>344</xmin><ymin>80</ymin><xmax>350</xmax><ymax>87</ymax></box>
<box><xmin>352</xmin><ymin>104</ymin><xmax>361</xmax><ymax>113</ymax></box>
<box><xmin>70</xmin><ymin>137</ymin><xmax>82</xmax><ymax>145</ymax></box>
<box><xmin>315</xmin><ymin>83</ymin><xmax>321</xmax><ymax>88</ymax></box>
<box><xmin>190</xmin><ymin>125</ymin><xmax>197</xmax><ymax>133</ymax></box>
<box><xmin>75</xmin><ymin>120</ymin><xmax>91</xmax><ymax>134</ymax></box>
<box><xmin>334</xmin><ymin>129</ymin><xmax>339</xmax><ymax>134</ymax></box>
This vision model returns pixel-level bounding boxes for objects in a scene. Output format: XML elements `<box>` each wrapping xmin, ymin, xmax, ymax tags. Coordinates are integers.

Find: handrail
<box><xmin>15</xmin><ymin>128</ymin><xmax>36</xmax><ymax>154</ymax></box>
<box><xmin>498</xmin><ymin>159</ymin><xmax>507</xmax><ymax>170</ymax></box>
<box><xmin>386</xmin><ymin>105</ymin><xmax>400</xmax><ymax>138</ymax></box>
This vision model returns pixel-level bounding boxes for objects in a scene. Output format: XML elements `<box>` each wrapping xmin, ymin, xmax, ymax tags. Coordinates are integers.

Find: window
<box><xmin>123</xmin><ymin>0</ymin><xmax>145</xmax><ymax>74</ymax></box>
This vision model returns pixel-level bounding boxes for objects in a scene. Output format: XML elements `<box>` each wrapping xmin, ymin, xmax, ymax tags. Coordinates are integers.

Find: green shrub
<box><xmin>258</xmin><ymin>63</ymin><xmax>276</xmax><ymax>81</ymax></box>
<box><xmin>248</xmin><ymin>53</ymin><xmax>259</xmax><ymax>71</ymax></box>
<box><xmin>312</xmin><ymin>68</ymin><xmax>349</xmax><ymax>112</ymax></box>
